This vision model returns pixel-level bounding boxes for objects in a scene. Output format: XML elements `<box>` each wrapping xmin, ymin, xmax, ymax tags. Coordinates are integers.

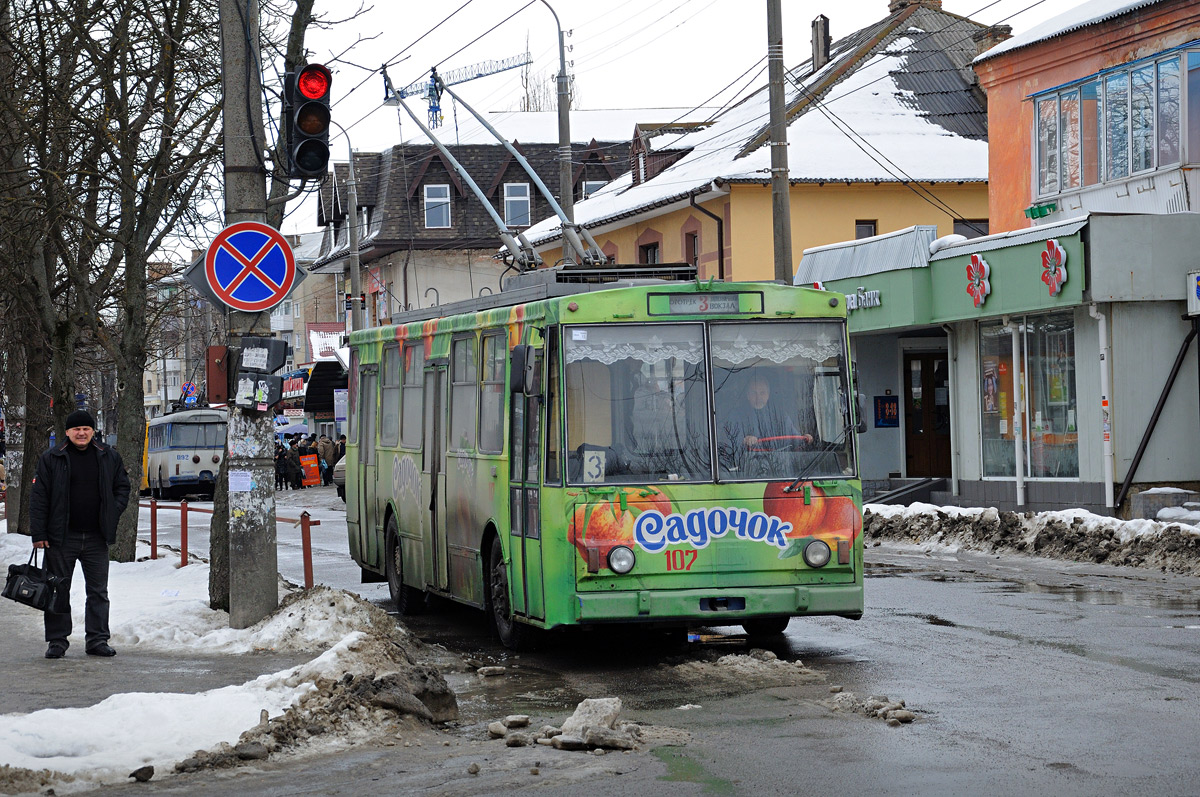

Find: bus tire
<box><xmin>385</xmin><ymin>516</ymin><xmax>424</xmax><ymax>615</ymax></box>
<box><xmin>741</xmin><ymin>616</ymin><xmax>791</xmax><ymax>638</ymax></box>
<box><xmin>487</xmin><ymin>540</ymin><xmax>530</xmax><ymax>651</ymax></box>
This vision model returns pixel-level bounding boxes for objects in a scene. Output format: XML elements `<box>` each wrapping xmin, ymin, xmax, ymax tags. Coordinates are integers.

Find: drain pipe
<box><xmin>942</xmin><ymin>324</ymin><xmax>959</xmax><ymax>496</ymax></box>
<box><xmin>1004</xmin><ymin>315</ymin><xmax>1025</xmax><ymax>507</ymax></box>
<box><xmin>1088</xmin><ymin>303</ymin><xmax>1114</xmax><ymax>509</ymax></box>
<box><xmin>689</xmin><ymin>192</ymin><xmax>725</xmax><ymax>281</ymax></box>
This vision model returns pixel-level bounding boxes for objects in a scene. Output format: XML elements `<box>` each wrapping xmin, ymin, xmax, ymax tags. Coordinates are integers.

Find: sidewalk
<box><xmin>0</xmin><ymin>591</ymin><xmax>309</xmax><ymax>717</ymax></box>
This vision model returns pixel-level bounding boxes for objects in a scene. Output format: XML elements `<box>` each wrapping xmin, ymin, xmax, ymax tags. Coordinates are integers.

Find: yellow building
<box><xmin>526</xmin><ymin>1</ymin><xmax>997</xmax><ymax>277</ymax></box>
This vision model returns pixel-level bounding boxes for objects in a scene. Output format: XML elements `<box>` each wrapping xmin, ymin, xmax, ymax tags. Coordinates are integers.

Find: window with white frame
<box><xmin>581</xmin><ymin>180</ymin><xmax>606</xmax><ymax>199</ymax></box>
<box><xmin>504</xmin><ymin>183</ymin><xmax>530</xmax><ymax>227</ymax></box>
<box><xmin>424</xmin><ymin>184</ymin><xmax>451</xmax><ymax>228</ymax></box>
<box><xmin>1034</xmin><ymin>50</ymin><xmax>1193</xmax><ymax>198</ymax></box>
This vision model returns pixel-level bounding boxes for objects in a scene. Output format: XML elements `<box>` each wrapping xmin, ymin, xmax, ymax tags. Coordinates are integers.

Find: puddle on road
<box><xmin>990</xmin><ymin>581</ymin><xmax>1200</xmax><ymax>612</ymax></box>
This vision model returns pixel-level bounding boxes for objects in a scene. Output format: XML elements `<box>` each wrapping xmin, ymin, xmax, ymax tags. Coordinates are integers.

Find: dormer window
<box><xmin>1033</xmin><ymin>50</ymin><xmax>1190</xmax><ymax>199</ymax></box>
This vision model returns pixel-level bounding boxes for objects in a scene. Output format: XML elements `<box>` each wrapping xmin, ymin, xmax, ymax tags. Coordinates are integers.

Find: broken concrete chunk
<box><xmin>551</xmin><ymin>735</ymin><xmax>588</xmax><ymax>750</ymax></box>
<box><xmin>583</xmin><ymin>726</ymin><xmax>636</xmax><ymax>750</ymax></box>
<box><xmin>477</xmin><ymin>666</ymin><xmax>506</xmax><ymax>677</ymax></box>
<box><xmin>561</xmin><ymin>697</ymin><xmax>622</xmax><ymax>736</ymax></box>
<box><xmin>505</xmin><ymin>731</ymin><xmax>537</xmax><ymax>747</ymax></box>
<box><xmin>504</xmin><ymin>714</ymin><xmax>531</xmax><ymax>728</ymax></box>
<box><xmin>487</xmin><ymin>721</ymin><xmax>508</xmax><ymax>738</ymax></box>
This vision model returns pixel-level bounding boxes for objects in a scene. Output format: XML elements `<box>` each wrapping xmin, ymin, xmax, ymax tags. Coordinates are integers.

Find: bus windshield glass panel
<box><xmin>711</xmin><ymin>322</ymin><xmax>853</xmax><ymax>481</ymax></box>
<box><xmin>170</xmin><ymin>422</ymin><xmax>227</xmax><ymax>449</ymax></box>
<box><xmin>564</xmin><ymin>324</ymin><xmax>711</xmax><ymax>484</ymax></box>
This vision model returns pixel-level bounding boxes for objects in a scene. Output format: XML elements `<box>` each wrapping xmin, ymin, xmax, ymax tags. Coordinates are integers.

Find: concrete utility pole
<box><xmin>540</xmin><ymin>0</ymin><xmax>575</xmax><ymax>265</ymax></box>
<box><xmin>220</xmin><ymin>0</ymin><xmax>279</xmax><ymax>628</ymax></box>
<box><xmin>767</xmin><ymin>0</ymin><xmax>793</xmax><ymax>282</ymax></box>
<box><xmin>336</xmin><ymin>124</ymin><xmax>364</xmax><ymax>333</ymax></box>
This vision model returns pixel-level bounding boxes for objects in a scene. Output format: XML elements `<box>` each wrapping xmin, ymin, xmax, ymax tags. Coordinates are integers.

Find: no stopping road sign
<box><xmin>204</xmin><ymin>222</ymin><xmax>298</xmax><ymax>312</ymax></box>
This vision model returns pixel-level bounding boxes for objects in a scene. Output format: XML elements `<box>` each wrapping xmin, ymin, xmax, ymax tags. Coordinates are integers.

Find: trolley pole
<box><xmin>219</xmin><ymin>0</ymin><xmax>279</xmax><ymax>628</ymax></box>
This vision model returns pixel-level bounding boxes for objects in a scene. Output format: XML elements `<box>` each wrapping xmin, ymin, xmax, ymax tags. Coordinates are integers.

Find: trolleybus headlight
<box><xmin>803</xmin><ymin>539</ymin><xmax>832</xmax><ymax>568</ymax></box>
<box><xmin>608</xmin><ymin>546</ymin><xmax>636</xmax><ymax>574</ymax></box>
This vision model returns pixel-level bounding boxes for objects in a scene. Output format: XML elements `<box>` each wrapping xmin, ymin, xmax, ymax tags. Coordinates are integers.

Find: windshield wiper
<box><xmin>783</xmin><ymin>424</ymin><xmax>852</xmax><ymax>493</ymax></box>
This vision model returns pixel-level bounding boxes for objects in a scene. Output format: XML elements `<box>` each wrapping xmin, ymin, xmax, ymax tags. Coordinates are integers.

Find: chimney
<box><xmin>889</xmin><ymin>0</ymin><xmax>942</xmax><ymax>11</ymax></box>
<box><xmin>812</xmin><ymin>15</ymin><xmax>831</xmax><ymax>73</ymax></box>
<box><xmin>972</xmin><ymin>24</ymin><xmax>1013</xmax><ymax>57</ymax></box>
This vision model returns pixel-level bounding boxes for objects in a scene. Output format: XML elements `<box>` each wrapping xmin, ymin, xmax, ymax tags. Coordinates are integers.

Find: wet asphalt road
<box><xmin>98</xmin><ymin>542</ymin><xmax>1200</xmax><ymax>796</ymax></box>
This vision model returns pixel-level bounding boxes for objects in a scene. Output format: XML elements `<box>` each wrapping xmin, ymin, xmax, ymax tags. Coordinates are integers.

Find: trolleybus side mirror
<box><xmin>510</xmin><ymin>345</ymin><xmax>539</xmax><ymax>395</ymax></box>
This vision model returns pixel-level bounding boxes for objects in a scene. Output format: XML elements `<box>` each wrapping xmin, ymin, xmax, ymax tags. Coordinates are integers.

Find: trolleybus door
<box><xmin>423</xmin><ymin>362</ymin><xmax>450</xmax><ymax>591</ymax></box>
<box><xmin>356</xmin><ymin>367</ymin><xmax>378</xmax><ymax>568</ymax></box>
<box><xmin>509</xmin><ymin>348</ymin><xmax>545</xmax><ymax>620</ymax></box>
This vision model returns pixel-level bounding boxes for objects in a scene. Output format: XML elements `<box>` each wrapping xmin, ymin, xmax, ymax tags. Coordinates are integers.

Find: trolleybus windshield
<box><xmin>563</xmin><ymin>320</ymin><xmax>854</xmax><ymax>484</ymax></box>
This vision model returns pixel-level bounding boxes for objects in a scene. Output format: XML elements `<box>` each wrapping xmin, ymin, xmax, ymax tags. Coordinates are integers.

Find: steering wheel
<box><xmin>747</xmin><ymin>434</ymin><xmax>812</xmax><ymax>452</ymax></box>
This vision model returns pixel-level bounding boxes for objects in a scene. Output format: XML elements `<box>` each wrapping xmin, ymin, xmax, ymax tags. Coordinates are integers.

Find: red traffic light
<box><xmin>296</xmin><ymin>64</ymin><xmax>331</xmax><ymax>100</ymax></box>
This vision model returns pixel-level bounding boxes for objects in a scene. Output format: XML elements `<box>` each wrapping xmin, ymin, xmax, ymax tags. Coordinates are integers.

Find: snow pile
<box><xmin>665</xmin><ymin>648</ymin><xmax>819</xmax><ymax>688</ymax></box>
<box><xmin>864</xmin><ymin>503</ymin><xmax>1200</xmax><ymax>575</ymax></box>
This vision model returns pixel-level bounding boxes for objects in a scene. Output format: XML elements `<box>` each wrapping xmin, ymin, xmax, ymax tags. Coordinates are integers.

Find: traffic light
<box><xmin>284</xmin><ymin>63</ymin><xmax>332</xmax><ymax>179</ymax></box>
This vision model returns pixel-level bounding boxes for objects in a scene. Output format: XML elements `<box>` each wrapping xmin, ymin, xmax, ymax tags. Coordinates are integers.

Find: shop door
<box><xmin>904</xmin><ymin>352</ymin><xmax>952</xmax><ymax>478</ymax></box>
<box><xmin>423</xmin><ymin>364</ymin><xmax>449</xmax><ymax>591</ymax></box>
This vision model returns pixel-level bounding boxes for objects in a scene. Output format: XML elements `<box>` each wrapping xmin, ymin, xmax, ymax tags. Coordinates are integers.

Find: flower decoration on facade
<box><xmin>966</xmin><ymin>253</ymin><xmax>991</xmax><ymax>308</ymax></box>
<box><xmin>1041</xmin><ymin>239</ymin><xmax>1068</xmax><ymax>296</ymax></box>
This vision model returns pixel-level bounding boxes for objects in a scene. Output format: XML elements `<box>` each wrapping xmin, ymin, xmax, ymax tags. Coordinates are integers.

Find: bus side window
<box><xmin>401</xmin><ymin>343</ymin><xmax>424</xmax><ymax>448</ymax></box>
<box><xmin>449</xmin><ymin>335</ymin><xmax>478</xmax><ymax>452</ymax></box>
<box><xmin>380</xmin><ymin>345</ymin><xmax>401</xmax><ymax>447</ymax></box>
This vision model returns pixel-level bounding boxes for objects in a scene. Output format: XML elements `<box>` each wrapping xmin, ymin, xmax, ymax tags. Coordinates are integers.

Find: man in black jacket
<box><xmin>31</xmin><ymin>409</ymin><xmax>131</xmax><ymax>659</ymax></box>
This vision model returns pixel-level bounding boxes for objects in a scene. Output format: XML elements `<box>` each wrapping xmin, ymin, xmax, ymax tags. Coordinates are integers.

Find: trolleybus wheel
<box><xmin>741</xmin><ymin>616</ymin><xmax>791</xmax><ymax>638</ymax></box>
<box><xmin>385</xmin><ymin>516</ymin><xmax>424</xmax><ymax>615</ymax></box>
<box><xmin>487</xmin><ymin>541</ymin><xmax>529</xmax><ymax>651</ymax></box>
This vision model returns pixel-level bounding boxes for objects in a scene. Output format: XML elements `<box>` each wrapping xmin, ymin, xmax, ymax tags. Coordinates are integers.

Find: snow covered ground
<box><xmin>0</xmin><ymin>488</ymin><xmax>412</xmax><ymax>794</ymax></box>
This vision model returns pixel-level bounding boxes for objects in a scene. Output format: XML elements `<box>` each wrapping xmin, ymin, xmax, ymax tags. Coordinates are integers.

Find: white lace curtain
<box><xmin>565</xmin><ymin>325</ymin><xmax>704</xmax><ymax>365</ymax></box>
<box><xmin>711</xmin><ymin>323</ymin><xmax>842</xmax><ymax>365</ymax></box>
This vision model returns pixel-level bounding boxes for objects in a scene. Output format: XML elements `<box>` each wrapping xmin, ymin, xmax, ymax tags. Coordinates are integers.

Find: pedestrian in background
<box><xmin>30</xmin><ymin>409</ymin><xmax>130</xmax><ymax>659</ymax></box>
<box><xmin>317</xmin><ymin>434</ymin><xmax>336</xmax><ymax>486</ymax></box>
<box><xmin>285</xmin><ymin>443</ymin><xmax>303</xmax><ymax>490</ymax></box>
<box><xmin>274</xmin><ymin>443</ymin><xmax>288</xmax><ymax>491</ymax></box>
<box><xmin>335</xmin><ymin>434</ymin><xmax>346</xmax><ymax>464</ymax></box>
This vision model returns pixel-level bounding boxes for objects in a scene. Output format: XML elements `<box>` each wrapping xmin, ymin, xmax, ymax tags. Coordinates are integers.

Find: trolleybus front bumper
<box><xmin>573</xmin><ymin>583</ymin><xmax>863</xmax><ymax>623</ymax></box>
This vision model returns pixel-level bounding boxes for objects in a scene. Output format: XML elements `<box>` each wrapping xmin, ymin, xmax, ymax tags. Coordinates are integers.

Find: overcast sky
<box><xmin>280</xmin><ymin>0</ymin><xmax>1063</xmax><ymax>234</ymax></box>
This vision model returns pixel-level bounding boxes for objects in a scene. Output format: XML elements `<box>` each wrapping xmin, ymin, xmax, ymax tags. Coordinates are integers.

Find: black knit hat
<box><xmin>65</xmin><ymin>409</ymin><xmax>96</xmax><ymax>430</ymax></box>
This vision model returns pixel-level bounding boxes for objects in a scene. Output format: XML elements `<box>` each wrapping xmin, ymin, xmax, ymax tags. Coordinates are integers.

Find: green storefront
<box><xmin>797</xmin><ymin>213</ymin><xmax>1200</xmax><ymax>514</ymax></box>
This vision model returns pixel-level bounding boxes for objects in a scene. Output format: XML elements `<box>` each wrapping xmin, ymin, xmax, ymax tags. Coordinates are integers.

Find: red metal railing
<box><xmin>139</xmin><ymin>499</ymin><xmax>321</xmax><ymax>587</ymax></box>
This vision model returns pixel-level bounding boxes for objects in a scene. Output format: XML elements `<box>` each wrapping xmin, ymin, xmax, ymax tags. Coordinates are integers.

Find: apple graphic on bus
<box><xmin>762</xmin><ymin>482</ymin><xmax>861</xmax><ymax>543</ymax></box>
<box><xmin>570</xmin><ymin>486</ymin><xmax>674</xmax><ymax>562</ymax></box>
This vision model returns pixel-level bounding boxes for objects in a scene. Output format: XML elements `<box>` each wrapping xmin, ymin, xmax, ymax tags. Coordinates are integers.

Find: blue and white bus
<box><xmin>145</xmin><ymin>408</ymin><xmax>227</xmax><ymax>499</ymax></box>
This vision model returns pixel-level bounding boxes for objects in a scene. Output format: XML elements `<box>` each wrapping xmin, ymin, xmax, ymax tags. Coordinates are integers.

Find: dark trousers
<box><xmin>44</xmin><ymin>530</ymin><xmax>111</xmax><ymax>651</ymax></box>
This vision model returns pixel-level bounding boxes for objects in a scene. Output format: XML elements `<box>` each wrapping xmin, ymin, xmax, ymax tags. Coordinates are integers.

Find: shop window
<box><xmin>979</xmin><ymin>314</ymin><xmax>1078</xmax><ymax>479</ymax></box>
<box><xmin>380</xmin><ymin>346</ymin><xmax>400</xmax><ymax>447</ymax></box>
<box><xmin>449</xmin><ymin>336</ymin><xmax>477</xmax><ymax>451</ymax></box>
<box><xmin>479</xmin><ymin>332</ymin><xmax>505</xmax><ymax>453</ymax></box>
<box><xmin>400</xmin><ymin>343</ymin><xmax>423</xmax><ymax>448</ymax></box>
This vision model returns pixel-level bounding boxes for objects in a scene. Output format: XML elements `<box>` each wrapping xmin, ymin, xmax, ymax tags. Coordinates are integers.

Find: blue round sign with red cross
<box><xmin>204</xmin><ymin>222</ymin><xmax>297</xmax><ymax>312</ymax></box>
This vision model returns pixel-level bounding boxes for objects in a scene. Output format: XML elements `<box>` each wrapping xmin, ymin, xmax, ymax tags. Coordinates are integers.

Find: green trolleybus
<box><xmin>345</xmin><ymin>267</ymin><xmax>864</xmax><ymax>648</ymax></box>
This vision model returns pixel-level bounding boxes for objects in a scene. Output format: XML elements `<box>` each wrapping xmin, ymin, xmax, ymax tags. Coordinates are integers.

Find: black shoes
<box><xmin>86</xmin><ymin>643</ymin><xmax>117</xmax><ymax>657</ymax></box>
<box><xmin>45</xmin><ymin>644</ymin><xmax>66</xmax><ymax>659</ymax></box>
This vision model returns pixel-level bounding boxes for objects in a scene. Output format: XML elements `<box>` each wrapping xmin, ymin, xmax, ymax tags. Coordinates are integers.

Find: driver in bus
<box><xmin>721</xmin><ymin>375</ymin><xmax>813</xmax><ymax>456</ymax></box>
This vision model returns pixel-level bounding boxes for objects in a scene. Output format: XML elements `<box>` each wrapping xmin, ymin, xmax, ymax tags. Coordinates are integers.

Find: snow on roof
<box><xmin>526</xmin><ymin>30</ymin><xmax>988</xmax><ymax>246</ymax></box>
<box><xmin>399</xmin><ymin>107</ymin><xmax>716</xmax><ymax>146</ymax></box>
<box><xmin>975</xmin><ymin>0</ymin><xmax>1165</xmax><ymax>63</ymax></box>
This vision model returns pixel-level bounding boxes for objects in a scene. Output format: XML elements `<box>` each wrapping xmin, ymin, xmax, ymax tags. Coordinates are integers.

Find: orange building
<box><xmin>975</xmin><ymin>0</ymin><xmax>1200</xmax><ymax>231</ymax></box>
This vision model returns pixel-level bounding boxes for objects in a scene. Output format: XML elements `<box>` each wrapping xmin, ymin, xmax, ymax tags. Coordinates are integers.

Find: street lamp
<box><xmin>538</xmin><ymin>0</ymin><xmax>575</xmax><ymax>264</ymax></box>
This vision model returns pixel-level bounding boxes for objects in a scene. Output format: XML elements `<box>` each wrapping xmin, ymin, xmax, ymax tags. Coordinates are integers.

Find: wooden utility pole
<box><xmin>767</xmin><ymin>0</ymin><xmax>793</xmax><ymax>282</ymax></box>
<box><xmin>218</xmin><ymin>0</ymin><xmax>279</xmax><ymax>628</ymax></box>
